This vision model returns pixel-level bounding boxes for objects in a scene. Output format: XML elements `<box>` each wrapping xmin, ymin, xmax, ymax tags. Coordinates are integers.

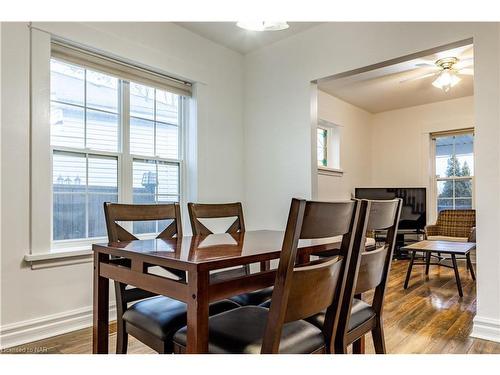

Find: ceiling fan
<box><xmin>400</xmin><ymin>56</ymin><xmax>473</xmax><ymax>92</ymax></box>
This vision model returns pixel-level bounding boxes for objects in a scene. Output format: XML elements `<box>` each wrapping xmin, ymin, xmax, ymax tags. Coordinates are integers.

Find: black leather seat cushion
<box><xmin>305</xmin><ymin>298</ymin><xmax>375</xmax><ymax>331</ymax></box>
<box><xmin>123</xmin><ymin>296</ymin><xmax>239</xmax><ymax>341</ymax></box>
<box><xmin>229</xmin><ymin>287</ymin><xmax>274</xmax><ymax>306</ymax></box>
<box><xmin>173</xmin><ymin>306</ymin><xmax>325</xmax><ymax>354</ymax></box>
<box><xmin>258</xmin><ymin>299</ymin><xmax>271</xmax><ymax>308</ymax></box>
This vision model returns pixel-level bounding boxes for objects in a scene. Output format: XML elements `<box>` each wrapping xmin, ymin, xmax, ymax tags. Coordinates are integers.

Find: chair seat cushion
<box><xmin>123</xmin><ymin>296</ymin><xmax>239</xmax><ymax>341</ymax></box>
<box><xmin>229</xmin><ymin>287</ymin><xmax>274</xmax><ymax>306</ymax></box>
<box><xmin>306</xmin><ymin>298</ymin><xmax>375</xmax><ymax>332</ymax></box>
<box><xmin>173</xmin><ymin>306</ymin><xmax>325</xmax><ymax>354</ymax></box>
<box><xmin>258</xmin><ymin>299</ymin><xmax>271</xmax><ymax>308</ymax></box>
<box><xmin>427</xmin><ymin>235</ymin><xmax>469</xmax><ymax>242</ymax></box>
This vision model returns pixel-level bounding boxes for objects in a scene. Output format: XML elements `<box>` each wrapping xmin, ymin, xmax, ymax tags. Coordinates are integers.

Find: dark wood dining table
<box><xmin>92</xmin><ymin>229</ymin><xmax>348</xmax><ymax>354</ymax></box>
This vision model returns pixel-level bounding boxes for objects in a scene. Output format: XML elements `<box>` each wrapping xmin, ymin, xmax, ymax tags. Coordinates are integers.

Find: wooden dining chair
<box><xmin>188</xmin><ymin>202</ymin><xmax>246</xmax><ymax>236</ymax></box>
<box><xmin>307</xmin><ymin>199</ymin><xmax>402</xmax><ymax>354</ymax></box>
<box><xmin>103</xmin><ymin>202</ymin><xmax>239</xmax><ymax>354</ymax></box>
<box><xmin>188</xmin><ymin>202</ymin><xmax>272</xmax><ymax>306</ymax></box>
<box><xmin>172</xmin><ymin>198</ymin><xmax>361</xmax><ymax>353</ymax></box>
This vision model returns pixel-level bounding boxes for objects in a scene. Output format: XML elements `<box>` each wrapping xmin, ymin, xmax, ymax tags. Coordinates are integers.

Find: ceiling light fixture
<box><xmin>432</xmin><ymin>70</ymin><xmax>461</xmax><ymax>93</ymax></box>
<box><xmin>400</xmin><ymin>55</ymin><xmax>472</xmax><ymax>93</ymax></box>
<box><xmin>236</xmin><ymin>21</ymin><xmax>289</xmax><ymax>32</ymax></box>
<box><xmin>431</xmin><ymin>57</ymin><xmax>461</xmax><ymax>93</ymax></box>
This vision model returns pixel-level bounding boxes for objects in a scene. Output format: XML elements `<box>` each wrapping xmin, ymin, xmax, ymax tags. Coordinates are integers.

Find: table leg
<box><xmin>186</xmin><ymin>269</ymin><xmax>209</xmax><ymax>353</ymax></box>
<box><xmin>425</xmin><ymin>252</ymin><xmax>431</xmax><ymax>275</ymax></box>
<box><xmin>352</xmin><ymin>336</ymin><xmax>366</xmax><ymax>354</ymax></box>
<box><xmin>93</xmin><ymin>252</ymin><xmax>109</xmax><ymax>354</ymax></box>
<box><xmin>404</xmin><ymin>250</ymin><xmax>416</xmax><ymax>289</ymax></box>
<box><xmin>451</xmin><ymin>254</ymin><xmax>463</xmax><ymax>297</ymax></box>
<box><xmin>466</xmin><ymin>253</ymin><xmax>476</xmax><ymax>281</ymax></box>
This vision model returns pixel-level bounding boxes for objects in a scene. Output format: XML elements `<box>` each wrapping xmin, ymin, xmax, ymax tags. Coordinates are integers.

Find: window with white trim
<box><xmin>316</xmin><ymin>119</ymin><xmax>341</xmax><ymax>172</ymax></box>
<box><xmin>50</xmin><ymin>58</ymin><xmax>186</xmax><ymax>246</ymax></box>
<box><xmin>432</xmin><ymin>131</ymin><xmax>474</xmax><ymax>213</ymax></box>
<box><xmin>317</xmin><ymin>127</ymin><xmax>328</xmax><ymax>167</ymax></box>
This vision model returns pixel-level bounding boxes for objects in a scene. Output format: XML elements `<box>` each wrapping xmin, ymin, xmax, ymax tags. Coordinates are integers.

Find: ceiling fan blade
<box><xmin>399</xmin><ymin>72</ymin><xmax>437</xmax><ymax>83</ymax></box>
<box><xmin>415</xmin><ymin>62</ymin><xmax>436</xmax><ymax>67</ymax></box>
<box><xmin>456</xmin><ymin>59</ymin><xmax>473</xmax><ymax>69</ymax></box>
<box><xmin>457</xmin><ymin>68</ymin><xmax>474</xmax><ymax>75</ymax></box>
<box><xmin>456</xmin><ymin>62</ymin><xmax>473</xmax><ymax>69</ymax></box>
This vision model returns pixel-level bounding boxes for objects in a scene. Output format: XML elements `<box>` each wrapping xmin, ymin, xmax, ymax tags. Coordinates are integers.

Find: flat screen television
<box><xmin>354</xmin><ymin>187</ymin><xmax>426</xmax><ymax>231</ymax></box>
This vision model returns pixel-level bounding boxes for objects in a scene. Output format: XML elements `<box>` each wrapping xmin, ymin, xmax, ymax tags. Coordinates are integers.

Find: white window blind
<box><xmin>51</xmin><ymin>40</ymin><xmax>192</xmax><ymax>97</ymax></box>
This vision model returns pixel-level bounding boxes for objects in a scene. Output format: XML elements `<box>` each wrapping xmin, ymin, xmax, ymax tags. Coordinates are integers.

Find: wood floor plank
<box><xmin>2</xmin><ymin>259</ymin><xmax>499</xmax><ymax>354</ymax></box>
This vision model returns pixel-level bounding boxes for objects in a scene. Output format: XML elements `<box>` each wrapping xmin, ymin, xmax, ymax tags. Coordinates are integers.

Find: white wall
<box><xmin>2</xmin><ymin>21</ymin><xmax>500</xmax><ymax>347</ymax></box>
<box><xmin>316</xmin><ymin>90</ymin><xmax>372</xmax><ymax>201</ymax></box>
<box><xmin>316</xmin><ymin>92</ymin><xmax>475</xmax><ymax>224</ymax></box>
<box><xmin>291</xmin><ymin>79</ymin><xmax>475</xmax><ymax>225</ymax></box>
<box><xmin>243</xmin><ymin>22</ymin><xmax>500</xmax><ymax>342</ymax></box>
<box><xmin>0</xmin><ymin>22</ymin><xmax>244</xmax><ymax>346</ymax></box>
<box><xmin>371</xmin><ymin>96</ymin><xmax>474</xmax><ymax>222</ymax></box>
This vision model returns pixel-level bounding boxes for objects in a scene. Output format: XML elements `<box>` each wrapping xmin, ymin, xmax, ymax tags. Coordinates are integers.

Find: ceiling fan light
<box><xmin>236</xmin><ymin>21</ymin><xmax>289</xmax><ymax>32</ymax></box>
<box><xmin>432</xmin><ymin>70</ymin><xmax>461</xmax><ymax>92</ymax></box>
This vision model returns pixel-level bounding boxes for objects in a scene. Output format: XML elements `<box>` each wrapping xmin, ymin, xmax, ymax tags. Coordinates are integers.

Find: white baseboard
<box><xmin>471</xmin><ymin>316</ymin><xmax>500</xmax><ymax>343</ymax></box>
<box><xmin>0</xmin><ymin>304</ymin><xmax>116</xmax><ymax>350</ymax></box>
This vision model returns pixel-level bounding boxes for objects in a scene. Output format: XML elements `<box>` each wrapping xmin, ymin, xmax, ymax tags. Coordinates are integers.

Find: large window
<box><xmin>50</xmin><ymin>58</ymin><xmax>185</xmax><ymax>245</ymax></box>
<box><xmin>433</xmin><ymin>131</ymin><xmax>474</xmax><ymax>212</ymax></box>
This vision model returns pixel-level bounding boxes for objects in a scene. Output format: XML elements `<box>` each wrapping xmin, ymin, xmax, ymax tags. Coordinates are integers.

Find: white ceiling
<box><xmin>176</xmin><ymin>22</ymin><xmax>320</xmax><ymax>54</ymax></box>
<box><xmin>318</xmin><ymin>44</ymin><xmax>474</xmax><ymax>113</ymax></box>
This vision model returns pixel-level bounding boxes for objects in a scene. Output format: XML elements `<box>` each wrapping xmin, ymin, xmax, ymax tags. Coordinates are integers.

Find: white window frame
<box><xmin>27</xmin><ymin>30</ymin><xmax>190</xmax><ymax>264</ymax></box>
<box><xmin>317</xmin><ymin>119</ymin><xmax>343</xmax><ymax>176</ymax></box>
<box><xmin>50</xmin><ymin>68</ymin><xmax>187</xmax><ymax>250</ymax></box>
<box><xmin>317</xmin><ymin>126</ymin><xmax>328</xmax><ymax>167</ymax></box>
<box><xmin>50</xmin><ymin>149</ymin><xmax>124</xmax><ymax>250</ymax></box>
<box><xmin>430</xmin><ymin>130</ymin><xmax>475</xmax><ymax>217</ymax></box>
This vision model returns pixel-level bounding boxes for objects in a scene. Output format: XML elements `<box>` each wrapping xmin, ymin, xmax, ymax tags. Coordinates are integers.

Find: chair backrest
<box><xmin>356</xmin><ymin>200</ymin><xmax>402</xmax><ymax>295</ymax></box>
<box><xmin>187</xmin><ymin>202</ymin><xmax>245</xmax><ymax>235</ymax></box>
<box><xmin>103</xmin><ymin>203</ymin><xmax>185</xmax><ymax>313</ymax></box>
<box><xmin>336</xmin><ymin>199</ymin><xmax>402</xmax><ymax>342</ymax></box>
<box><xmin>436</xmin><ymin>209</ymin><xmax>475</xmax><ymax>238</ymax></box>
<box><xmin>261</xmin><ymin>198</ymin><xmax>360</xmax><ymax>353</ymax></box>
<box><xmin>103</xmin><ymin>202</ymin><xmax>183</xmax><ymax>242</ymax></box>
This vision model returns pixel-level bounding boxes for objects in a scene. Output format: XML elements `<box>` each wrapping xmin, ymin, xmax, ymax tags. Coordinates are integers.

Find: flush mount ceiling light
<box><xmin>399</xmin><ymin>55</ymin><xmax>473</xmax><ymax>93</ymax></box>
<box><xmin>236</xmin><ymin>21</ymin><xmax>289</xmax><ymax>31</ymax></box>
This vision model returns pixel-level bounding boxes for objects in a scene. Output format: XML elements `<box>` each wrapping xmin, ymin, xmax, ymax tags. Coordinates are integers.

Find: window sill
<box><xmin>24</xmin><ymin>247</ymin><xmax>94</xmax><ymax>269</ymax></box>
<box><xmin>318</xmin><ymin>167</ymin><xmax>344</xmax><ymax>177</ymax></box>
<box><xmin>23</xmin><ymin>235</ymin><xmax>158</xmax><ymax>269</ymax></box>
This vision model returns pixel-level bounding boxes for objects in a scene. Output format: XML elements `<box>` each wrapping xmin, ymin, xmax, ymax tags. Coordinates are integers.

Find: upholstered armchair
<box><xmin>425</xmin><ymin>209</ymin><xmax>476</xmax><ymax>242</ymax></box>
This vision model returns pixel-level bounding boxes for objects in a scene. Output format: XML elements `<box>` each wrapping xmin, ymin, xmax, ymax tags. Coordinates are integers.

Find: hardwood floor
<box><xmin>3</xmin><ymin>258</ymin><xmax>500</xmax><ymax>354</ymax></box>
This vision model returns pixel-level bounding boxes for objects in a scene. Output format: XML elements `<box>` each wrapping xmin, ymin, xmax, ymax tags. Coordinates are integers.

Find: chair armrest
<box><xmin>424</xmin><ymin>224</ymin><xmax>439</xmax><ymax>238</ymax></box>
<box><xmin>468</xmin><ymin>227</ymin><xmax>476</xmax><ymax>242</ymax></box>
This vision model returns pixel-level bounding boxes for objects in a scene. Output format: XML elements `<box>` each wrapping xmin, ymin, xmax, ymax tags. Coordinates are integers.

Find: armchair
<box><xmin>425</xmin><ymin>209</ymin><xmax>476</xmax><ymax>242</ymax></box>
<box><xmin>424</xmin><ymin>209</ymin><xmax>476</xmax><ymax>270</ymax></box>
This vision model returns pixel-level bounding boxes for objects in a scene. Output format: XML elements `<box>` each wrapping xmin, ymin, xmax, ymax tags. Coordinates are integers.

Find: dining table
<box><xmin>92</xmin><ymin>229</ymin><xmax>363</xmax><ymax>354</ymax></box>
